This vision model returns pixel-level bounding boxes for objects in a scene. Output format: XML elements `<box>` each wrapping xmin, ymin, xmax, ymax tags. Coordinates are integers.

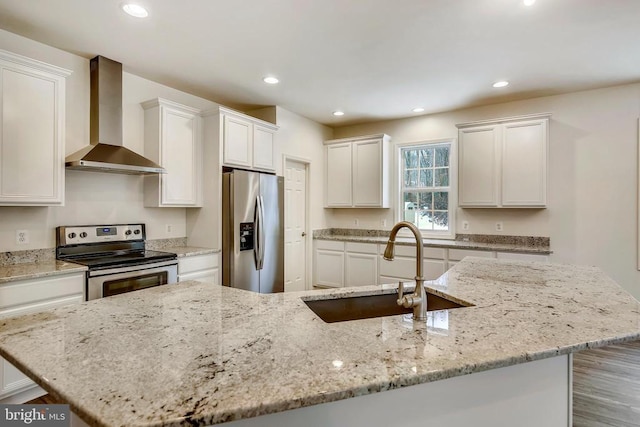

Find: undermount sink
<box><xmin>304</xmin><ymin>291</ymin><xmax>469</xmax><ymax>323</ymax></box>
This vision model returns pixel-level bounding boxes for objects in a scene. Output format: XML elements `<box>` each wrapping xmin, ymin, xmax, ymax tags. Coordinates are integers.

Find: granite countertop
<box><xmin>315</xmin><ymin>233</ymin><xmax>552</xmax><ymax>254</ymax></box>
<box><xmin>160</xmin><ymin>246</ymin><xmax>219</xmax><ymax>258</ymax></box>
<box><xmin>0</xmin><ymin>258</ymin><xmax>638</xmax><ymax>427</ymax></box>
<box><xmin>0</xmin><ymin>261</ymin><xmax>87</xmax><ymax>284</ymax></box>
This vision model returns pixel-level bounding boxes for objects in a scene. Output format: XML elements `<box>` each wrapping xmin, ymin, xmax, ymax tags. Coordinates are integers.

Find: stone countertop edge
<box><xmin>0</xmin><ymin>258</ymin><xmax>638</xmax><ymax>427</ymax></box>
<box><xmin>0</xmin><ymin>261</ymin><xmax>87</xmax><ymax>284</ymax></box>
<box><xmin>160</xmin><ymin>246</ymin><xmax>220</xmax><ymax>257</ymax></box>
<box><xmin>315</xmin><ymin>234</ymin><xmax>552</xmax><ymax>254</ymax></box>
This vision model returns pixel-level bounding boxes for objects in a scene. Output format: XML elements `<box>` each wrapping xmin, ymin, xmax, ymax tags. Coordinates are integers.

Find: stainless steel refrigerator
<box><xmin>222</xmin><ymin>170</ymin><xmax>284</xmax><ymax>293</ymax></box>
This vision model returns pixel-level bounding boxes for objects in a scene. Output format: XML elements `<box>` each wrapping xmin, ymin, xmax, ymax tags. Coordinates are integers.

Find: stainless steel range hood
<box><xmin>65</xmin><ymin>56</ymin><xmax>165</xmax><ymax>175</ymax></box>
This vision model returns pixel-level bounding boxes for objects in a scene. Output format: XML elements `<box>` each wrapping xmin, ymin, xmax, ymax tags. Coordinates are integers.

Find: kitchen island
<box><xmin>0</xmin><ymin>258</ymin><xmax>638</xmax><ymax>426</ymax></box>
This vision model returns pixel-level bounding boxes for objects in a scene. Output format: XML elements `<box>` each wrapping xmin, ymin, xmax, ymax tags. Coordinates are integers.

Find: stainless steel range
<box><xmin>56</xmin><ymin>224</ymin><xmax>178</xmax><ymax>301</ymax></box>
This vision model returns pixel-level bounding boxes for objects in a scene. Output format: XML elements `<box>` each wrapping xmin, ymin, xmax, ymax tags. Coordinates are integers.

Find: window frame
<box><xmin>394</xmin><ymin>138</ymin><xmax>457</xmax><ymax>240</ymax></box>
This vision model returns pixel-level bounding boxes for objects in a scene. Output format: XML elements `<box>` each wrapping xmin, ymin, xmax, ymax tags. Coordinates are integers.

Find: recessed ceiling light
<box><xmin>492</xmin><ymin>81</ymin><xmax>509</xmax><ymax>88</ymax></box>
<box><xmin>122</xmin><ymin>3</ymin><xmax>148</xmax><ymax>18</ymax></box>
<box><xmin>412</xmin><ymin>107</ymin><xmax>425</xmax><ymax>113</ymax></box>
<box><xmin>523</xmin><ymin>0</ymin><xmax>535</xmax><ymax>5</ymax></box>
<box><xmin>333</xmin><ymin>111</ymin><xmax>345</xmax><ymax>116</ymax></box>
<box><xmin>263</xmin><ymin>76</ymin><xmax>279</xmax><ymax>84</ymax></box>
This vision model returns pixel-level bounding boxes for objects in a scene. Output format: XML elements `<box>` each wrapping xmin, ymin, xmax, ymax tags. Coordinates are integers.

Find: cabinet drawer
<box><xmin>379</xmin><ymin>257</ymin><xmax>445</xmax><ymax>280</ymax></box>
<box><xmin>496</xmin><ymin>252</ymin><xmax>549</xmax><ymax>262</ymax></box>
<box><xmin>448</xmin><ymin>249</ymin><xmax>495</xmax><ymax>261</ymax></box>
<box><xmin>179</xmin><ymin>268</ymin><xmax>219</xmax><ymax>283</ymax></box>
<box><xmin>315</xmin><ymin>240</ymin><xmax>345</xmax><ymax>251</ymax></box>
<box><xmin>345</xmin><ymin>242</ymin><xmax>377</xmax><ymax>254</ymax></box>
<box><xmin>178</xmin><ymin>254</ymin><xmax>218</xmax><ymax>275</ymax></box>
<box><xmin>379</xmin><ymin>244</ymin><xmax>445</xmax><ymax>259</ymax></box>
<box><xmin>0</xmin><ymin>273</ymin><xmax>84</xmax><ymax>313</ymax></box>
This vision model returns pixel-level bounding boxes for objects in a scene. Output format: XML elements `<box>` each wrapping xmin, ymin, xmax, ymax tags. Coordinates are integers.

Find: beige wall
<box><xmin>274</xmin><ymin>106</ymin><xmax>333</xmax><ymax>231</ymax></box>
<box><xmin>332</xmin><ymin>84</ymin><xmax>640</xmax><ymax>299</ymax></box>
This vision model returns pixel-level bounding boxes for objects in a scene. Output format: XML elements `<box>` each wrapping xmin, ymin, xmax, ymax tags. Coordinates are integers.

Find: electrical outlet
<box><xmin>381</xmin><ymin>219</ymin><xmax>387</xmax><ymax>227</ymax></box>
<box><xmin>354</xmin><ymin>219</ymin><xmax>359</xmax><ymax>226</ymax></box>
<box><xmin>16</xmin><ymin>229</ymin><xmax>29</xmax><ymax>245</ymax></box>
<box><xmin>462</xmin><ymin>221</ymin><xmax>469</xmax><ymax>231</ymax></box>
<box><xmin>495</xmin><ymin>222</ymin><xmax>504</xmax><ymax>232</ymax></box>
<box><xmin>166</xmin><ymin>224</ymin><xmax>172</xmax><ymax>233</ymax></box>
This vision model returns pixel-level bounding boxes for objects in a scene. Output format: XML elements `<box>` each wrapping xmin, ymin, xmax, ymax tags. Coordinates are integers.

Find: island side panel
<box><xmin>222</xmin><ymin>355</ymin><xmax>571</xmax><ymax>427</ymax></box>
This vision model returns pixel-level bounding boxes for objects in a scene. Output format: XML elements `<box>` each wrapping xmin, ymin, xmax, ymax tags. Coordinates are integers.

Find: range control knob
<box><xmin>79</xmin><ymin>232</ymin><xmax>88</xmax><ymax>238</ymax></box>
<box><xmin>133</xmin><ymin>229</ymin><xmax>141</xmax><ymax>235</ymax></box>
<box><xmin>125</xmin><ymin>230</ymin><xmax>132</xmax><ymax>236</ymax></box>
<box><xmin>67</xmin><ymin>232</ymin><xmax>77</xmax><ymax>239</ymax></box>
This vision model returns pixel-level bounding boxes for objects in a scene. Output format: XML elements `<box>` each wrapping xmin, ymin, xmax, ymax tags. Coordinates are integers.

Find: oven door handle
<box><xmin>87</xmin><ymin>259</ymin><xmax>178</xmax><ymax>277</ymax></box>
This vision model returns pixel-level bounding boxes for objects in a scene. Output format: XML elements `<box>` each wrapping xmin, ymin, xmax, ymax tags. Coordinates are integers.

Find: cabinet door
<box><xmin>325</xmin><ymin>143</ymin><xmax>352</xmax><ymax>207</ymax></box>
<box><xmin>314</xmin><ymin>249</ymin><xmax>344</xmax><ymax>287</ymax></box>
<box><xmin>0</xmin><ymin>57</ymin><xmax>67</xmax><ymax>205</ymax></box>
<box><xmin>162</xmin><ymin>107</ymin><xmax>201</xmax><ymax>206</ymax></box>
<box><xmin>458</xmin><ymin>125</ymin><xmax>500</xmax><ymax>207</ymax></box>
<box><xmin>501</xmin><ymin>119</ymin><xmax>547</xmax><ymax>207</ymax></box>
<box><xmin>352</xmin><ymin>139</ymin><xmax>384</xmax><ymax>207</ymax></box>
<box><xmin>345</xmin><ymin>252</ymin><xmax>378</xmax><ymax>287</ymax></box>
<box><xmin>253</xmin><ymin>125</ymin><xmax>275</xmax><ymax>171</ymax></box>
<box><xmin>223</xmin><ymin>115</ymin><xmax>252</xmax><ymax>167</ymax></box>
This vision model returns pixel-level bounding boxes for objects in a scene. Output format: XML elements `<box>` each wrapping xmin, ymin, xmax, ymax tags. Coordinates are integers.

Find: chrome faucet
<box><xmin>383</xmin><ymin>221</ymin><xmax>427</xmax><ymax>321</ymax></box>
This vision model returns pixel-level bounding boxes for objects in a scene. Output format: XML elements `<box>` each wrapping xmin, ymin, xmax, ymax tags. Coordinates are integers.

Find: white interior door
<box><xmin>284</xmin><ymin>159</ymin><xmax>308</xmax><ymax>292</ymax></box>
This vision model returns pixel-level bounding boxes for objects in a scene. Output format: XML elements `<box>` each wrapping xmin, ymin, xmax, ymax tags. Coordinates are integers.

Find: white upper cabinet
<box><xmin>325</xmin><ymin>142</ymin><xmax>352</xmax><ymax>207</ymax></box>
<box><xmin>221</xmin><ymin>107</ymin><xmax>278</xmax><ymax>172</ymax></box>
<box><xmin>457</xmin><ymin>114</ymin><xmax>550</xmax><ymax>208</ymax></box>
<box><xmin>0</xmin><ymin>50</ymin><xmax>71</xmax><ymax>206</ymax></box>
<box><xmin>324</xmin><ymin>134</ymin><xmax>391</xmax><ymax>208</ymax></box>
<box><xmin>142</xmin><ymin>98</ymin><xmax>203</xmax><ymax>207</ymax></box>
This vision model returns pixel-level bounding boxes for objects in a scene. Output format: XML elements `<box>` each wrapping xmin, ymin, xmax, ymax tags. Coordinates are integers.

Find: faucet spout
<box><xmin>385</xmin><ymin>221</ymin><xmax>427</xmax><ymax>321</ymax></box>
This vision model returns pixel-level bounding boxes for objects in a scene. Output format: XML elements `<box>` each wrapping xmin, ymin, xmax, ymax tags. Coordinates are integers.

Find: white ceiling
<box><xmin>0</xmin><ymin>0</ymin><xmax>639</xmax><ymax>126</ymax></box>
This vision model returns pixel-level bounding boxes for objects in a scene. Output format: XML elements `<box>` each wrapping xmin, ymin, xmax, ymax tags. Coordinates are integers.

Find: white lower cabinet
<box><xmin>314</xmin><ymin>239</ymin><xmax>548</xmax><ymax>289</ymax></box>
<box><xmin>447</xmin><ymin>248</ymin><xmax>495</xmax><ymax>269</ymax></box>
<box><xmin>496</xmin><ymin>252</ymin><xmax>549</xmax><ymax>262</ymax></box>
<box><xmin>379</xmin><ymin>245</ymin><xmax>446</xmax><ymax>284</ymax></box>
<box><xmin>345</xmin><ymin>243</ymin><xmax>378</xmax><ymax>287</ymax></box>
<box><xmin>314</xmin><ymin>240</ymin><xmax>345</xmax><ymax>288</ymax></box>
<box><xmin>178</xmin><ymin>253</ymin><xmax>219</xmax><ymax>284</ymax></box>
<box><xmin>0</xmin><ymin>271</ymin><xmax>84</xmax><ymax>403</ymax></box>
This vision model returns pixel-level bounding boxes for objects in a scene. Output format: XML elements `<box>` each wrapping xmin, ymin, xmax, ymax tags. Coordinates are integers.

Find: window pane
<box><xmin>419</xmin><ymin>149</ymin><xmax>433</xmax><ymax>168</ymax></box>
<box><xmin>417</xmin><ymin>211</ymin><xmax>434</xmax><ymax>230</ymax></box>
<box><xmin>403</xmin><ymin>149</ymin><xmax>418</xmax><ymax>168</ymax></box>
<box><xmin>435</xmin><ymin>146</ymin><xmax>449</xmax><ymax>167</ymax></box>
<box><xmin>433</xmin><ymin>211</ymin><xmax>449</xmax><ymax>230</ymax></box>
<box><xmin>419</xmin><ymin>191</ymin><xmax>433</xmax><ymax>210</ymax></box>
<box><xmin>434</xmin><ymin>168</ymin><xmax>449</xmax><ymax>187</ymax></box>
<box><xmin>419</xmin><ymin>169</ymin><xmax>433</xmax><ymax>187</ymax></box>
<box><xmin>404</xmin><ymin>170</ymin><xmax>418</xmax><ymax>187</ymax></box>
<box><xmin>403</xmin><ymin>192</ymin><xmax>418</xmax><ymax>223</ymax></box>
<box><xmin>434</xmin><ymin>192</ymin><xmax>448</xmax><ymax>210</ymax></box>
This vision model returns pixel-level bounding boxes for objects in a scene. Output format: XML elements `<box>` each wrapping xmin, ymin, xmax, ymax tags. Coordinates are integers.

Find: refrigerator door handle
<box><xmin>258</xmin><ymin>195</ymin><xmax>266</xmax><ymax>270</ymax></box>
<box><xmin>254</xmin><ymin>196</ymin><xmax>261</xmax><ymax>270</ymax></box>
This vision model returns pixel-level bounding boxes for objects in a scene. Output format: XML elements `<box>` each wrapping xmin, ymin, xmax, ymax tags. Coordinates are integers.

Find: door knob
<box><xmin>301</xmin><ymin>232</ymin><xmax>307</xmax><ymax>237</ymax></box>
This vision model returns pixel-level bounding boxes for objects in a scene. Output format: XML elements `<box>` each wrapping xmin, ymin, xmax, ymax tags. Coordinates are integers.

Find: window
<box><xmin>398</xmin><ymin>140</ymin><xmax>455</xmax><ymax>238</ymax></box>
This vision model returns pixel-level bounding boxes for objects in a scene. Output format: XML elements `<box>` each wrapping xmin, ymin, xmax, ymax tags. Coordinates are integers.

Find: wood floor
<box><xmin>573</xmin><ymin>340</ymin><xmax>640</xmax><ymax>427</ymax></box>
<box><xmin>25</xmin><ymin>341</ymin><xmax>640</xmax><ymax>426</ymax></box>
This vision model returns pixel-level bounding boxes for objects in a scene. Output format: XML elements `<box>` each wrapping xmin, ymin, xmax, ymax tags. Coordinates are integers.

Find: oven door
<box><xmin>87</xmin><ymin>260</ymin><xmax>178</xmax><ymax>301</ymax></box>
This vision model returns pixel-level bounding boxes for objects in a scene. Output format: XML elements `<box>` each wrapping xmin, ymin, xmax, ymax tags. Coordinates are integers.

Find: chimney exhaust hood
<box><xmin>65</xmin><ymin>56</ymin><xmax>165</xmax><ymax>175</ymax></box>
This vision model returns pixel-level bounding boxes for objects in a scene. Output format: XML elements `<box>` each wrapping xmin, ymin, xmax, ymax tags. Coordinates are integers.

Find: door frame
<box><xmin>282</xmin><ymin>154</ymin><xmax>312</xmax><ymax>290</ymax></box>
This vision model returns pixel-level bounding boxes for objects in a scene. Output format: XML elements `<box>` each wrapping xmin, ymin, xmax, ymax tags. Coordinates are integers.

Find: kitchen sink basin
<box><xmin>304</xmin><ymin>291</ymin><xmax>468</xmax><ymax>323</ymax></box>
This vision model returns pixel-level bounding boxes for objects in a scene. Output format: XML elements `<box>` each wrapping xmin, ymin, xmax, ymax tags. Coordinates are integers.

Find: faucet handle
<box><xmin>397</xmin><ymin>281</ymin><xmax>404</xmax><ymax>306</ymax></box>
